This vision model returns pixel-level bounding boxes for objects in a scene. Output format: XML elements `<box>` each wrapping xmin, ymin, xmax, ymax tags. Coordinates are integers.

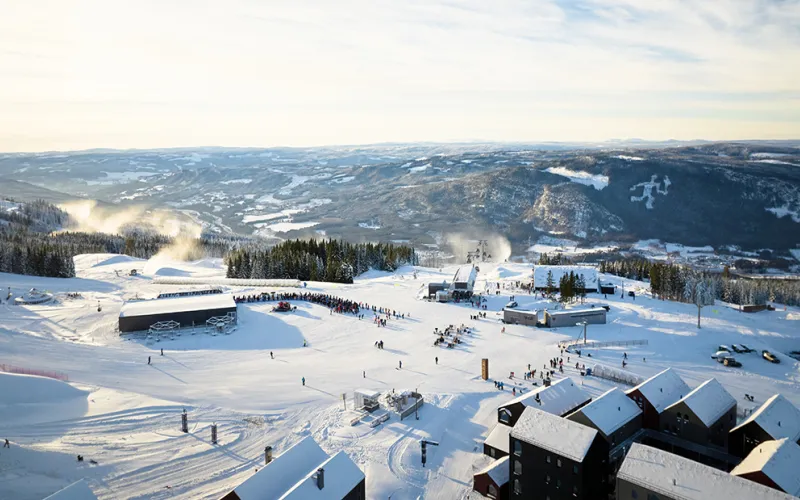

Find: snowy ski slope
<box><xmin>1</xmin><ymin>256</ymin><xmax>800</xmax><ymax>499</ymax></box>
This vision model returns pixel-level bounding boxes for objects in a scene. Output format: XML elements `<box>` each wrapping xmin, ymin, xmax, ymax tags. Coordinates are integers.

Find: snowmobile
<box><xmin>273</xmin><ymin>301</ymin><xmax>292</xmax><ymax>312</ymax></box>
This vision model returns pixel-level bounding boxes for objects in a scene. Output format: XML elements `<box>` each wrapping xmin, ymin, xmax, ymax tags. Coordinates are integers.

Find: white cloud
<box><xmin>0</xmin><ymin>0</ymin><xmax>798</xmax><ymax>151</ymax></box>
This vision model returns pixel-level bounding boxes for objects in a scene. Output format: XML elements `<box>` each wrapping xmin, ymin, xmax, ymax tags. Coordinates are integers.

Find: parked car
<box><xmin>731</xmin><ymin>344</ymin><xmax>745</xmax><ymax>353</ymax></box>
<box><xmin>505</xmin><ymin>301</ymin><xmax>518</xmax><ymax>309</ymax></box>
<box><xmin>718</xmin><ymin>345</ymin><xmax>731</xmax><ymax>353</ymax></box>
<box><xmin>762</xmin><ymin>350</ymin><xmax>780</xmax><ymax>363</ymax></box>
<box><xmin>723</xmin><ymin>357</ymin><xmax>742</xmax><ymax>367</ymax></box>
<box><xmin>739</xmin><ymin>344</ymin><xmax>754</xmax><ymax>353</ymax></box>
<box><xmin>627</xmin><ymin>291</ymin><xmax>635</xmax><ymax>297</ymax></box>
<box><xmin>712</xmin><ymin>350</ymin><xmax>732</xmax><ymax>360</ymax></box>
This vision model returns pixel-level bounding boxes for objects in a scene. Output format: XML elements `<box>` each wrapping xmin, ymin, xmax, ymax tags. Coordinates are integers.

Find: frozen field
<box><xmin>1</xmin><ymin>256</ymin><xmax>800</xmax><ymax>499</ymax></box>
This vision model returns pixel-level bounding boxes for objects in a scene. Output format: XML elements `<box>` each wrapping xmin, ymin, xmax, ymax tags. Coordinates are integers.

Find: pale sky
<box><xmin>1</xmin><ymin>0</ymin><xmax>799</xmax><ymax>152</ymax></box>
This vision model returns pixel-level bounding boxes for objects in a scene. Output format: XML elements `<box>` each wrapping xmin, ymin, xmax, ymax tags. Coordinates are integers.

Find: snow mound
<box><xmin>90</xmin><ymin>255</ymin><xmax>141</xmax><ymax>268</ymax></box>
<box><xmin>151</xmin><ymin>267</ymin><xmax>191</xmax><ymax>277</ymax></box>
<box><xmin>0</xmin><ymin>372</ymin><xmax>88</xmax><ymax>405</ymax></box>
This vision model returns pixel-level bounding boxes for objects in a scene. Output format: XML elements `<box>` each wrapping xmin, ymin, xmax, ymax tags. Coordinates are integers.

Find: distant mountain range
<box><xmin>1</xmin><ymin>141</ymin><xmax>799</xmax><ymax>258</ymax></box>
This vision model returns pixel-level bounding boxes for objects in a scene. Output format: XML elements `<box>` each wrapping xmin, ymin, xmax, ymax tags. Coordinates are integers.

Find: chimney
<box><xmin>265</xmin><ymin>446</ymin><xmax>273</xmax><ymax>464</ymax></box>
<box><xmin>316</xmin><ymin>467</ymin><xmax>325</xmax><ymax>490</ymax></box>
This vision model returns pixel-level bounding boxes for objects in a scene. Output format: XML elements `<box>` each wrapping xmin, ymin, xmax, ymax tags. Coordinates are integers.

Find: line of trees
<box><xmin>226</xmin><ymin>238</ymin><xmax>418</xmax><ymax>283</ymax></box>
<box><xmin>602</xmin><ymin>258</ymin><xmax>800</xmax><ymax>308</ymax></box>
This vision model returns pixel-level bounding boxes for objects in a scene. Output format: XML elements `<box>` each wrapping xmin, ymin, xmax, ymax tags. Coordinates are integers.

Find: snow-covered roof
<box><xmin>533</xmin><ymin>265</ymin><xmax>598</xmax><ymax>289</ymax></box>
<box><xmin>475</xmin><ymin>456</ymin><xmax>510</xmax><ymax>487</ymax></box>
<box><xmin>731</xmin><ymin>438</ymin><xmax>800</xmax><ymax>496</ymax></box>
<box><xmin>511</xmin><ymin>407</ymin><xmax>598</xmax><ymax>462</ymax></box>
<box><xmin>452</xmin><ymin>265</ymin><xmax>477</xmax><ymax>284</ymax></box>
<box><xmin>546</xmin><ymin>307</ymin><xmax>606</xmax><ymax>318</ymax></box>
<box><xmin>230</xmin><ymin>436</ymin><xmax>330</xmax><ymax>500</ymax></box>
<box><xmin>484</xmin><ymin>423</ymin><xmax>512</xmax><ymax>453</ymax></box>
<box><xmin>119</xmin><ymin>293</ymin><xmax>236</xmax><ymax>318</ymax></box>
<box><xmin>666</xmin><ymin>378</ymin><xmax>736</xmax><ymax>427</ymax></box>
<box><xmin>279</xmin><ymin>450</ymin><xmax>365</xmax><ymax>499</ymax></box>
<box><xmin>43</xmin><ymin>480</ymin><xmax>98</xmax><ymax>500</ymax></box>
<box><xmin>354</xmin><ymin>389</ymin><xmax>380</xmax><ymax>398</ymax></box>
<box><xmin>731</xmin><ymin>394</ymin><xmax>800</xmax><ymax>442</ymax></box>
<box><xmin>503</xmin><ymin>377</ymin><xmax>591</xmax><ymax>416</ymax></box>
<box><xmin>618</xmin><ymin>443</ymin><xmax>796</xmax><ymax>500</ymax></box>
<box><xmin>627</xmin><ymin>368</ymin><xmax>690</xmax><ymax>414</ymax></box>
<box><xmin>573</xmin><ymin>387</ymin><xmax>642</xmax><ymax>436</ymax></box>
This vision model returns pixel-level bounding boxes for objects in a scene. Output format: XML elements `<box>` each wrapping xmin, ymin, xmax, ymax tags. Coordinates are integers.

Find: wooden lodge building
<box><xmin>509</xmin><ymin>407</ymin><xmax>610</xmax><ymax>499</ymax></box>
<box><xmin>625</xmin><ymin>368</ymin><xmax>690</xmax><ymax>430</ymax></box>
<box><xmin>731</xmin><ymin>438</ymin><xmax>800</xmax><ymax>496</ymax></box>
<box><xmin>729</xmin><ymin>393</ymin><xmax>800</xmax><ymax>458</ymax></box>
<box><xmin>661</xmin><ymin>378</ymin><xmax>737</xmax><ymax>450</ymax></box>
<box><xmin>616</xmin><ymin>443</ymin><xmax>796</xmax><ymax>500</ymax></box>
<box><xmin>473</xmin><ymin>456</ymin><xmax>509</xmax><ymax>500</ymax></box>
<box><xmin>497</xmin><ymin>377</ymin><xmax>591</xmax><ymax>427</ymax></box>
<box><xmin>566</xmin><ymin>388</ymin><xmax>643</xmax><ymax>449</ymax></box>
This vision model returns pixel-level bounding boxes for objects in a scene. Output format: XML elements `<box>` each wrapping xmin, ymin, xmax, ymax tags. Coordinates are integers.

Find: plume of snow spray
<box><xmin>444</xmin><ymin>232</ymin><xmax>512</xmax><ymax>264</ymax></box>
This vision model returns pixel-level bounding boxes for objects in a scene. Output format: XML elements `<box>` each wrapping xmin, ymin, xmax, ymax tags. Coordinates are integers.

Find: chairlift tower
<box><xmin>577</xmin><ymin>321</ymin><xmax>588</xmax><ymax>345</ymax></box>
<box><xmin>466</xmin><ymin>240</ymin><xmax>491</xmax><ymax>263</ymax></box>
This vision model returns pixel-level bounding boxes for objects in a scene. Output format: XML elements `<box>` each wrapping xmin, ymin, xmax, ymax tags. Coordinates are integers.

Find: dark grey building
<box><xmin>509</xmin><ymin>407</ymin><xmax>609</xmax><ymax>500</ymax></box>
<box><xmin>119</xmin><ymin>293</ymin><xmax>237</xmax><ymax>333</ymax></box>
<box><xmin>543</xmin><ymin>308</ymin><xmax>606</xmax><ymax>328</ymax></box>
<box><xmin>729</xmin><ymin>394</ymin><xmax>800</xmax><ymax>458</ymax></box>
<box><xmin>502</xmin><ymin>308</ymin><xmax>539</xmax><ymax>326</ymax></box>
<box><xmin>566</xmin><ymin>387</ymin><xmax>643</xmax><ymax>449</ymax></box>
<box><xmin>497</xmin><ymin>377</ymin><xmax>591</xmax><ymax>427</ymax></box>
<box><xmin>661</xmin><ymin>378</ymin><xmax>737</xmax><ymax>450</ymax></box>
<box><xmin>625</xmin><ymin>368</ymin><xmax>690</xmax><ymax>431</ymax></box>
<box><xmin>617</xmin><ymin>443</ymin><xmax>796</xmax><ymax>500</ymax></box>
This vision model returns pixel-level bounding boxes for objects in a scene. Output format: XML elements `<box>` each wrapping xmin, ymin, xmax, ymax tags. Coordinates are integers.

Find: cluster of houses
<box><xmin>474</xmin><ymin>369</ymin><xmax>800</xmax><ymax>500</ymax></box>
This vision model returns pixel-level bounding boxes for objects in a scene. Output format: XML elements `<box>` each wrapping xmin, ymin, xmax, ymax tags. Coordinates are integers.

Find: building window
<box><xmin>546</xmin><ymin>474</ymin><xmax>551</xmax><ymax>484</ymax></box>
<box><xmin>546</xmin><ymin>455</ymin><xmax>551</xmax><ymax>463</ymax></box>
<box><xmin>573</xmin><ymin>464</ymin><xmax>579</xmax><ymax>474</ymax></box>
<box><xmin>647</xmin><ymin>494</ymin><xmax>661</xmax><ymax>500</ymax></box>
<box><xmin>500</xmin><ymin>410</ymin><xmax>510</xmax><ymax>424</ymax></box>
<box><xmin>557</xmin><ymin>458</ymin><xmax>562</xmax><ymax>467</ymax></box>
<box><xmin>631</xmin><ymin>489</ymin><xmax>639</xmax><ymax>499</ymax></box>
<box><xmin>514</xmin><ymin>460</ymin><xmax>522</xmax><ymax>475</ymax></box>
<box><xmin>612</xmin><ymin>436</ymin><xmax>616</xmax><ymax>446</ymax></box>
<box><xmin>513</xmin><ymin>440</ymin><xmax>522</xmax><ymax>456</ymax></box>
<box><xmin>573</xmin><ymin>485</ymin><xmax>578</xmax><ymax>497</ymax></box>
<box><xmin>677</xmin><ymin>412</ymin><xmax>682</xmax><ymax>420</ymax></box>
<box><xmin>489</xmin><ymin>447</ymin><xmax>495</xmax><ymax>458</ymax></box>
<box><xmin>557</xmin><ymin>479</ymin><xmax>562</xmax><ymax>489</ymax></box>
<box><xmin>488</xmin><ymin>484</ymin><xmax>498</xmax><ymax>499</ymax></box>
<box><xmin>684</xmin><ymin>415</ymin><xmax>689</xmax><ymax>423</ymax></box>
<box><xmin>514</xmin><ymin>479</ymin><xmax>522</xmax><ymax>495</ymax></box>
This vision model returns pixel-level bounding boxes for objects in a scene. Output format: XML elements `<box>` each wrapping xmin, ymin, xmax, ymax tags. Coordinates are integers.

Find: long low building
<box><xmin>544</xmin><ymin>308</ymin><xmax>606</xmax><ymax>328</ymax></box>
<box><xmin>119</xmin><ymin>293</ymin><xmax>237</xmax><ymax>333</ymax></box>
<box><xmin>503</xmin><ymin>308</ymin><xmax>540</xmax><ymax>326</ymax></box>
<box><xmin>617</xmin><ymin>443</ymin><xmax>797</xmax><ymax>500</ymax></box>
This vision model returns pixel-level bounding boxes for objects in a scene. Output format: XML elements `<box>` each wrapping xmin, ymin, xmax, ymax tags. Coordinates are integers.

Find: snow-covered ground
<box><xmin>1</xmin><ymin>258</ymin><xmax>800</xmax><ymax>499</ymax></box>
